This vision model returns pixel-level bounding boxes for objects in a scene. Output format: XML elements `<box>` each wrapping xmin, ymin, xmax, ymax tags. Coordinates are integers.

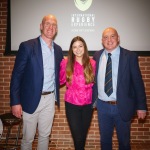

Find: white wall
<box><xmin>11</xmin><ymin>0</ymin><xmax>150</xmax><ymax>51</ymax></box>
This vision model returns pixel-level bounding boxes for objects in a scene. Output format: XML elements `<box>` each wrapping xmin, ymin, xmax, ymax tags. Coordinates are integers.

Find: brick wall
<box><xmin>0</xmin><ymin>0</ymin><xmax>150</xmax><ymax>149</ymax></box>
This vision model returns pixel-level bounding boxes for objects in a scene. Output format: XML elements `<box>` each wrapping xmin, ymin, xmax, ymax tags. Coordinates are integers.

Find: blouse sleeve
<box><xmin>59</xmin><ymin>58</ymin><xmax>67</xmax><ymax>85</ymax></box>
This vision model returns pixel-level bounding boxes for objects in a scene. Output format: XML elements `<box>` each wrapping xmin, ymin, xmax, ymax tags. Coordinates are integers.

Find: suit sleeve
<box><xmin>10</xmin><ymin>42</ymin><xmax>29</xmax><ymax>106</ymax></box>
<box><xmin>130</xmin><ymin>53</ymin><xmax>147</xmax><ymax>110</ymax></box>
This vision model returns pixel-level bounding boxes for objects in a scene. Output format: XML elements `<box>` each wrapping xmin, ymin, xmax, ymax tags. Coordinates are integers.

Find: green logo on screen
<box><xmin>74</xmin><ymin>0</ymin><xmax>93</xmax><ymax>11</ymax></box>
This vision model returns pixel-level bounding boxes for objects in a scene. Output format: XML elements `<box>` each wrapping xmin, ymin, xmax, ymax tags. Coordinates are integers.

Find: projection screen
<box><xmin>5</xmin><ymin>0</ymin><xmax>150</xmax><ymax>55</ymax></box>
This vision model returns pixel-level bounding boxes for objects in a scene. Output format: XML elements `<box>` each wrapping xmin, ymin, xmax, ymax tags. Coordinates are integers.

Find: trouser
<box><xmin>97</xmin><ymin>99</ymin><xmax>131</xmax><ymax>150</ymax></box>
<box><xmin>65</xmin><ymin>101</ymin><xmax>93</xmax><ymax>150</ymax></box>
<box><xmin>21</xmin><ymin>93</ymin><xmax>55</xmax><ymax>150</ymax></box>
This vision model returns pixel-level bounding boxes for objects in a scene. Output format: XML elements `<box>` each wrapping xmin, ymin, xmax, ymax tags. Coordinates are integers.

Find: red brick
<box><xmin>0</xmin><ymin>0</ymin><xmax>150</xmax><ymax>149</ymax></box>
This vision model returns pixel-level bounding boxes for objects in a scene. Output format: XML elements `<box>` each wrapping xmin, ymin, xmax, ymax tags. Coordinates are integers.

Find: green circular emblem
<box><xmin>74</xmin><ymin>0</ymin><xmax>93</xmax><ymax>11</ymax></box>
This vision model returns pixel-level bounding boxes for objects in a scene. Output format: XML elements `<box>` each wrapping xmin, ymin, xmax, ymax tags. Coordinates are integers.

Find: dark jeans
<box><xmin>97</xmin><ymin>100</ymin><xmax>131</xmax><ymax>150</ymax></box>
<box><xmin>65</xmin><ymin>101</ymin><xmax>93</xmax><ymax>150</ymax></box>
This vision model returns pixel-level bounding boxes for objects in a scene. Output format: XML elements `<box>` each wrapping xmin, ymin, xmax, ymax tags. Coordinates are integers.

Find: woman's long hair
<box><xmin>66</xmin><ymin>36</ymin><xmax>94</xmax><ymax>84</ymax></box>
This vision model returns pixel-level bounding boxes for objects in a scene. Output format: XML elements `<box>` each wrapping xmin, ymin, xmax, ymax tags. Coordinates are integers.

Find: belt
<box><xmin>41</xmin><ymin>91</ymin><xmax>54</xmax><ymax>95</ymax></box>
<box><xmin>101</xmin><ymin>100</ymin><xmax>117</xmax><ymax>105</ymax></box>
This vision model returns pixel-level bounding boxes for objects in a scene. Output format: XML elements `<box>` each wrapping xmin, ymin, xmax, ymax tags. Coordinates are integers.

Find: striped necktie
<box><xmin>104</xmin><ymin>53</ymin><xmax>113</xmax><ymax>96</ymax></box>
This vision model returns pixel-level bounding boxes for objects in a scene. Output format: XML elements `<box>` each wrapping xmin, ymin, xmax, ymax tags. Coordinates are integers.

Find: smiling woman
<box><xmin>59</xmin><ymin>36</ymin><xmax>96</xmax><ymax>149</ymax></box>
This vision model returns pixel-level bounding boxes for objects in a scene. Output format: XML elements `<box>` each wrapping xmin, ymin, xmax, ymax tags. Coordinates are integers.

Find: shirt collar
<box><xmin>104</xmin><ymin>46</ymin><xmax>120</xmax><ymax>57</ymax></box>
<box><xmin>39</xmin><ymin>36</ymin><xmax>54</xmax><ymax>50</ymax></box>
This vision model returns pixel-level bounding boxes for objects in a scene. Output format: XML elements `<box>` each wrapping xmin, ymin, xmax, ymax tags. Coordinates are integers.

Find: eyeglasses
<box><xmin>44</xmin><ymin>22</ymin><xmax>57</xmax><ymax>29</ymax></box>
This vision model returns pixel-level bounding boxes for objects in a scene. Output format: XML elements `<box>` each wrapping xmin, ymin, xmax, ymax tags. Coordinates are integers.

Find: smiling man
<box><xmin>92</xmin><ymin>27</ymin><xmax>147</xmax><ymax>150</ymax></box>
<box><xmin>10</xmin><ymin>14</ymin><xmax>63</xmax><ymax>150</ymax></box>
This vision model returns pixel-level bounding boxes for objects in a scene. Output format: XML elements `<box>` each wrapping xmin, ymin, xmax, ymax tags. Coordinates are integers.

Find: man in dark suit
<box><xmin>92</xmin><ymin>27</ymin><xmax>147</xmax><ymax>150</ymax></box>
<box><xmin>10</xmin><ymin>14</ymin><xmax>63</xmax><ymax>150</ymax></box>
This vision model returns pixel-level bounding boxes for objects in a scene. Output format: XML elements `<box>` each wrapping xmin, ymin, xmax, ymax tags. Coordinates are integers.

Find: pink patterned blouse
<box><xmin>59</xmin><ymin>58</ymin><xmax>96</xmax><ymax>106</ymax></box>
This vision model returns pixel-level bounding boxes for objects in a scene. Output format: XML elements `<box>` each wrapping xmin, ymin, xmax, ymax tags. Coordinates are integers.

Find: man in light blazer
<box><xmin>92</xmin><ymin>27</ymin><xmax>147</xmax><ymax>150</ymax></box>
<box><xmin>10</xmin><ymin>14</ymin><xmax>63</xmax><ymax>150</ymax></box>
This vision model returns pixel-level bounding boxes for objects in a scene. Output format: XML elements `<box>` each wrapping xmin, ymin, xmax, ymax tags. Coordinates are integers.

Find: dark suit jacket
<box><xmin>10</xmin><ymin>37</ymin><xmax>63</xmax><ymax>114</ymax></box>
<box><xmin>92</xmin><ymin>47</ymin><xmax>147</xmax><ymax>121</ymax></box>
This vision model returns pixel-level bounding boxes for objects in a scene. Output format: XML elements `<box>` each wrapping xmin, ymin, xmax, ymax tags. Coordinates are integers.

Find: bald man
<box><xmin>92</xmin><ymin>27</ymin><xmax>147</xmax><ymax>150</ymax></box>
<box><xmin>10</xmin><ymin>14</ymin><xmax>63</xmax><ymax>150</ymax></box>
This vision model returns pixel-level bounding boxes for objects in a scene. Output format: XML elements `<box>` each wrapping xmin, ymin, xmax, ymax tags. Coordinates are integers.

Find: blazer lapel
<box><xmin>117</xmin><ymin>47</ymin><xmax>128</xmax><ymax>89</ymax></box>
<box><xmin>54</xmin><ymin>43</ymin><xmax>57</xmax><ymax>72</ymax></box>
<box><xmin>35</xmin><ymin>37</ymin><xmax>43</xmax><ymax>73</ymax></box>
<box><xmin>95</xmin><ymin>49</ymin><xmax>104</xmax><ymax>83</ymax></box>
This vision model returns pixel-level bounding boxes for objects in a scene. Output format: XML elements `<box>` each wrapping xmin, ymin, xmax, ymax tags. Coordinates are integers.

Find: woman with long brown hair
<box><xmin>60</xmin><ymin>36</ymin><xmax>96</xmax><ymax>150</ymax></box>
